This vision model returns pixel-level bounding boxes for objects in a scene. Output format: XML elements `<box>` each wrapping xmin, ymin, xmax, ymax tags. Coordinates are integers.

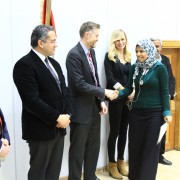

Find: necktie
<box><xmin>87</xmin><ymin>52</ymin><xmax>98</xmax><ymax>86</ymax></box>
<box><xmin>44</xmin><ymin>58</ymin><xmax>62</xmax><ymax>92</ymax></box>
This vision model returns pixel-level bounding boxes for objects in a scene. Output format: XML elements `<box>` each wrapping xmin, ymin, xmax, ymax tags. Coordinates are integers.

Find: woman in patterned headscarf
<box><xmin>117</xmin><ymin>39</ymin><xmax>172</xmax><ymax>180</ymax></box>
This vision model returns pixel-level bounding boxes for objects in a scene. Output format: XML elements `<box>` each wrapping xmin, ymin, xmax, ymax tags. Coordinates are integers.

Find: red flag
<box><xmin>50</xmin><ymin>10</ymin><xmax>56</xmax><ymax>30</ymax></box>
<box><xmin>42</xmin><ymin>0</ymin><xmax>47</xmax><ymax>24</ymax></box>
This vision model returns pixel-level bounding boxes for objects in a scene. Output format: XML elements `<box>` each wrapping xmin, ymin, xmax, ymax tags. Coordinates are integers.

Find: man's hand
<box><xmin>99</xmin><ymin>102</ymin><xmax>108</xmax><ymax>115</ymax></box>
<box><xmin>0</xmin><ymin>139</ymin><xmax>10</xmax><ymax>158</ymax></box>
<box><xmin>105</xmin><ymin>89</ymin><xmax>118</xmax><ymax>101</ymax></box>
<box><xmin>56</xmin><ymin>114</ymin><xmax>71</xmax><ymax>128</ymax></box>
<box><xmin>1</xmin><ymin>138</ymin><xmax>9</xmax><ymax>146</ymax></box>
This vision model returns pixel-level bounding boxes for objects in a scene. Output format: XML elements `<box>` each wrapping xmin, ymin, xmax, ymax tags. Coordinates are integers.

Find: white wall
<box><xmin>0</xmin><ymin>0</ymin><xmax>180</xmax><ymax>179</ymax></box>
<box><xmin>0</xmin><ymin>1</ymin><xmax>15</xmax><ymax>179</ymax></box>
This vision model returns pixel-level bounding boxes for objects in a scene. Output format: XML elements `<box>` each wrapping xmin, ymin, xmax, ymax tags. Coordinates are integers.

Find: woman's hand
<box><xmin>128</xmin><ymin>89</ymin><xmax>135</xmax><ymax>101</ymax></box>
<box><xmin>164</xmin><ymin>116</ymin><xmax>172</xmax><ymax>124</ymax></box>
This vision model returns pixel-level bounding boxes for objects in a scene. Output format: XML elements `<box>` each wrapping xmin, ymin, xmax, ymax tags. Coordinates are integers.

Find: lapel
<box><xmin>116</xmin><ymin>55</ymin><xmax>131</xmax><ymax>75</ymax></box>
<box><xmin>90</xmin><ymin>49</ymin><xmax>100</xmax><ymax>84</ymax></box>
<box><xmin>77</xmin><ymin>43</ymin><xmax>100</xmax><ymax>86</ymax></box>
<box><xmin>48</xmin><ymin>57</ymin><xmax>61</xmax><ymax>80</ymax></box>
<box><xmin>30</xmin><ymin>50</ymin><xmax>61</xmax><ymax>92</ymax></box>
<box><xmin>115</xmin><ymin>55</ymin><xmax>124</xmax><ymax>75</ymax></box>
<box><xmin>48</xmin><ymin>57</ymin><xmax>65</xmax><ymax>94</ymax></box>
<box><xmin>160</xmin><ymin>55</ymin><xmax>166</xmax><ymax>64</ymax></box>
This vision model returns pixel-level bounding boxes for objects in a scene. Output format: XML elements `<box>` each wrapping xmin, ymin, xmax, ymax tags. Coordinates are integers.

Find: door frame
<box><xmin>162</xmin><ymin>40</ymin><xmax>180</xmax><ymax>150</ymax></box>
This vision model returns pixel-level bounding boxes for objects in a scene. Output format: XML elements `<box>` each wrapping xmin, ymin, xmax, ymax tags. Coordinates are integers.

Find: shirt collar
<box><xmin>32</xmin><ymin>49</ymin><xmax>46</xmax><ymax>62</ymax></box>
<box><xmin>80</xmin><ymin>41</ymin><xmax>89</xmax><ymax>55</ymax></box>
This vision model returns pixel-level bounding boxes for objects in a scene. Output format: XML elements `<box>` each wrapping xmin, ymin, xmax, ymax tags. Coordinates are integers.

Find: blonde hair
<box><xmin>108</xmin><ymin>29</ymin><xmax>131</xmax><ymax>62</ymax></box>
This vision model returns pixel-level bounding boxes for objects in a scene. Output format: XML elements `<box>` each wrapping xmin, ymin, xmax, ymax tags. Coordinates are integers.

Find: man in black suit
<box><xmin>13</xmin><ymin>25</ymin><xmax>71</xmax><ymax>180</ymax></box>
<box><xmin>151</xmin><ymin>38</ymin><xmax>176</xmax><ymax>165</ymax></box>
<box><xmin>66</xmin><ymin>21</ymin><xmax>118</xmax><ymax>180</ymax></box>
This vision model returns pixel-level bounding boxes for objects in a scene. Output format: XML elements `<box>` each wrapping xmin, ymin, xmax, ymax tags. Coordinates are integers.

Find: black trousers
<box><xmin>108</xmin><ymin>99</ymin><xmax>129</xmax><ymax>162</ymax></box>
<box><xmin>68</xmin><ymin>104</ymin><xmax>101</xmax><ymax>180</ymax></box>
<box><xmin>128</xmin><ymin>108</ymin><xmax>162</xmax><ymax>180</ymax></box>
<box><xmin>27</xmin><ymin>131</ymin><xmax>64</xmax><ymax>180</ymax></box>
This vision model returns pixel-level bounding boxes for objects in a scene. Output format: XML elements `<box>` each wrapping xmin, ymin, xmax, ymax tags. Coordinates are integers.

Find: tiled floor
<box><xmin>96</xmin><ymin>150</ymin><xmax>180</xmax><ymax>180</ymax></box>
<box><xmin>60</xmin><ymin>150</ymin><xmax>180</xmax><ymax>180</ymax></box>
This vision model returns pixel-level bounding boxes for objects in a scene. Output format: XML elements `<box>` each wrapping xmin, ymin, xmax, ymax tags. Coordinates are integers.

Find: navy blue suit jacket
<box><xmin>66</xmin><ymin>42</ymin><xmax>104</xmax><ymax>124</ymax></box>
<box><xmin>161</xmin><ymin>54</ymin><xmax>175</xmax><ymax>99</ymax></box>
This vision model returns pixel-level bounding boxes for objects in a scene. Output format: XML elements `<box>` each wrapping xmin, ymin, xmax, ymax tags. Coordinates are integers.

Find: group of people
<box><xmin>13</xmin><ymin>22</ymin><xmax>116</xmax><ymax>180</ymax></box>
<box><xmin>10</xmin><ymin>21</ymin><xmax>175</xmax><ymax>180</ymax></box>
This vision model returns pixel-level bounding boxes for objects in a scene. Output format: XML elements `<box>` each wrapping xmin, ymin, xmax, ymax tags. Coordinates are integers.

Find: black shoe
<box><xmin>159</xmin><ymin>156</ymin><xmax>172</xmax><ymax>165</ymax></box>
<box><xmin>95</xmin><ymin>177</ymin><xmax>100</xmax><ymax>180</ymax></box>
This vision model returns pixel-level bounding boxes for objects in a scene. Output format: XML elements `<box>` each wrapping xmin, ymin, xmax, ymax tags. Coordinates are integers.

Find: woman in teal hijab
<box><xmin>118</xmin><ymin>39</ymin><xmax>172</xmax><ymax>180</ymax></box>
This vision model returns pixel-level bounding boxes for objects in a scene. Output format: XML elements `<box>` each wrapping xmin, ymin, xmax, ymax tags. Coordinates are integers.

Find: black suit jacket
<box><xmin>104</xmin><ymin>52</ymin><xmax>131</xmax><ymax>89</ymax></box>
<box><xmin>66</xmin><ymin>42</ymin><xmax>104</xmax><ymax>124</ymax></box>
<box><xmin>13</xmin><ymin>50</ymin><xmax>71</xmax><ymax>140</ymax></box>
<box><xmin>161</xmin><ymin>54</ymin><xmax>175</xmax><ymax>99</ymax></box>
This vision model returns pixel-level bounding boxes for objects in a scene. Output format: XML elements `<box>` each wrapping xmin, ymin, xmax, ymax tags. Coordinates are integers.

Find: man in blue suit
<box><xmin>151</xmin><ymin>38</ymin><xmax>176</xmax><ymax>165</ymax></box>
<box><xmin>13</xmin><ymin>25</ymin><xmax>72</xmax><ymax>180</ymax></box>
<box><xmin>66</xmin><ymin>21</ymin><xmax>117</xmax><ymax>180</ymax></box>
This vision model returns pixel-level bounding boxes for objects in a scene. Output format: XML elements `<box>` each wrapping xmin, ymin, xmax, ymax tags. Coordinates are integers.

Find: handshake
<box><xmin>105</xmin><ymin>89</ymin><xmax>119</xmax><ymax>101</ymax></box>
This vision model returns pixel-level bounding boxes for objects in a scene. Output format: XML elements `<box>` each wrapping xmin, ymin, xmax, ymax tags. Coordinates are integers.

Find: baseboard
<box><xmin>59</xmin><ymin>177</ymin><xmax>68</xmax><ymax>180</ymax></box>
<box><xmin>59</xmin><ymin>166</ymin><xmax>107</xmax><ymax>180</ymax></box>
<box><xmin>59</xmin><ymin>162</ymin><xmax>128</xmax><ymax>180</ymax></box>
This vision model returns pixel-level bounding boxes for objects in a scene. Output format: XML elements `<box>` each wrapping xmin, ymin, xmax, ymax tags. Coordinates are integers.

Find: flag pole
<box><xmin>45</xmin><ymin>0</ymin><xmax>51</xmax><ymax>25</ymax></box>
